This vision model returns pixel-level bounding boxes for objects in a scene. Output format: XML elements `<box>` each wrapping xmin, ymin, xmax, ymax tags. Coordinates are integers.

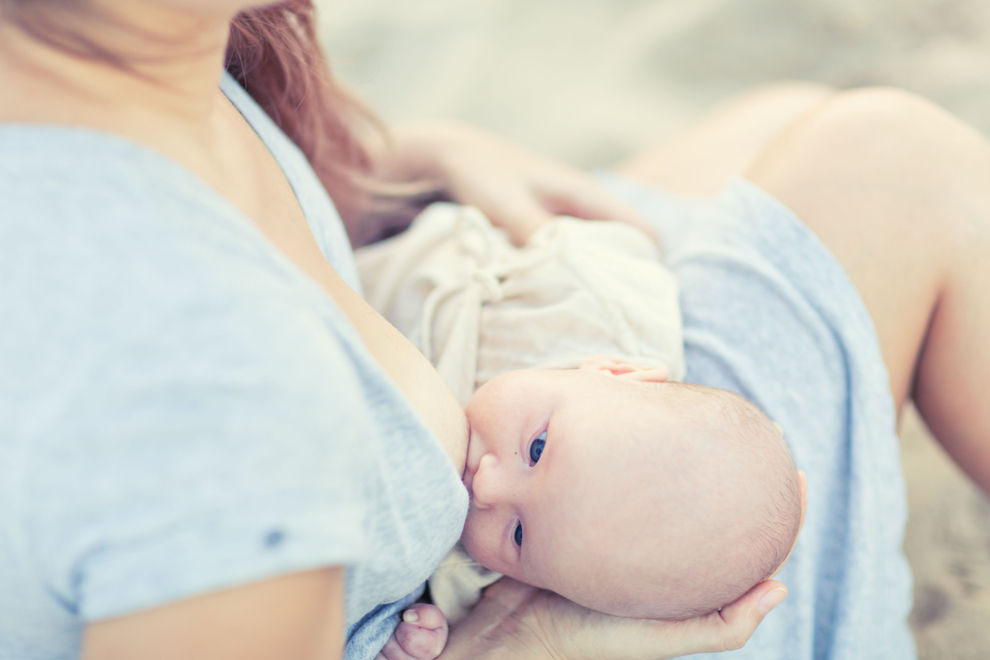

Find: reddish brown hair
<box><xmin>226</xmin><ymin>1</ymin><xmax>382</xmax><ymax>239</ymax></box>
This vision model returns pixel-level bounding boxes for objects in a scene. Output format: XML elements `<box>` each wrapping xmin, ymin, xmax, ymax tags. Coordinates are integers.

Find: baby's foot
<box><xmin>375</xmin><ymin>602</ymin><xmax>449</xmax><ymax>660</ymax></box>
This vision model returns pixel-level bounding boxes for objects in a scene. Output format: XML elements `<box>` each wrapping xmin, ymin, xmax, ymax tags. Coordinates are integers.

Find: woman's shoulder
<box><xmin>1</xmin><ymin>122</ymin><xmax>316</xmax><ymax>298</ymax></box>
<box><xmin>0</xmin><ymin>122</ymin><xmax>252</xmax><ymax>229</ymax></box>
<box><xmin>0</xmin><ymin>123</ymin><xmax>385</xmax><ymax>428</ymax></box>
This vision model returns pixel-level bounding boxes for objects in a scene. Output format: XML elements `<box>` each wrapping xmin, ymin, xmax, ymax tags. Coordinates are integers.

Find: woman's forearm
<box><xmin>435</xmin><ymin>577</ymin><xmax>787</xmax><ymax>660</ymax></box>
<box><xmin>82</xmin><ymin>568</ymin><xmax>347</xmax><ymax>660</ymax></box>
<box><xmin>371</xmin><ymin>121</ymin><xmax>474</xmax><ymax>185</ymax></box>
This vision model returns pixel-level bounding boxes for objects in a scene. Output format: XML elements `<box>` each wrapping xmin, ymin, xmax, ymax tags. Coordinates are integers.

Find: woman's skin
<box><xmin>618</xmin><ymin>82</ymin><xmax>834</xmax><ymax>197</ymax></box>
<box><xmin>0</xmin><ymin>2</ymin><xmax>789</xmax><ymax>658</ymax></box>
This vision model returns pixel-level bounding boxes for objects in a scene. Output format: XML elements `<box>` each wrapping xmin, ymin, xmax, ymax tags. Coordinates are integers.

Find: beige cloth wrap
<box><xmin>355</xmin><ymin>203</ymin><xmax>685</xmax><ymax>622</ymax></box>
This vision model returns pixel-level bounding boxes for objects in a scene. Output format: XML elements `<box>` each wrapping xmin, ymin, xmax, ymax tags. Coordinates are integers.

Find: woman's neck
<box><xmin>0</xmin><ymin>2</ymin><xmax>234</xmax><ymax>131</ymax></box>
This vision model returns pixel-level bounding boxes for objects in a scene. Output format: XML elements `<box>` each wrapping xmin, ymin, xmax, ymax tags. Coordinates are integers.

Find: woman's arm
<box><xmin>365</xmin><ymin>121</ymin><xmax>655</xmax><ymax>246</ymax></box>
<box><xmin>439</xmin><ymin>578</ymin><xmax>787</xmax><ymax>660</ymax></box>
<box><xmin>82</xmin><ymin>568</ymin><xmax>345</xmax><ymax>660</ymax></box>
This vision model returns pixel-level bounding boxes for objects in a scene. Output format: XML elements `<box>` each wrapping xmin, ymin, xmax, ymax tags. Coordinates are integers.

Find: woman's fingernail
<box><xmin>403</xmin><ymin>609</ymin><xmax>419</xmax><ymax>623</ymax></box>
<box><xmin>758</xmin><ymin>588</ymin><xmax>787</xmax><ymax>615</ymax></box>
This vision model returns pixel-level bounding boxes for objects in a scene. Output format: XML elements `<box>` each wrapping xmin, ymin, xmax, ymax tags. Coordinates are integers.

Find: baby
<box><xmin>356</xmin><ymin>205</ymin><xmax>804</xmax><ymax>660</ymax></box>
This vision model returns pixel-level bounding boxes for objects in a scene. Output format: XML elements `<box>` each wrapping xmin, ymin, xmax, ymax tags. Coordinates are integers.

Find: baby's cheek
<box><xmin>460</xmin><ymin>511</ymin><xmax>505</xmax><ymax>573</ymax></box>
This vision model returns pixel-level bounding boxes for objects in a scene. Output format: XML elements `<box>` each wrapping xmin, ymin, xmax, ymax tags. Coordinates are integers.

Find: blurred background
<box><xmin>318</xmin><ymin>1</ymin><xmax>990</xmax><ymax>657</ymax></box>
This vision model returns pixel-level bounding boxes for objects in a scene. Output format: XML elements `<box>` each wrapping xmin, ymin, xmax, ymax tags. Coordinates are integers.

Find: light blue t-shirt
<box><xmin>599</xmin><ymin>174</ymin><xmax>915</xmax><ymax>659</ymax></box>
<box><xmin>0</xmin><ymin>73</ymin><xmax>467</xmax><ymax>660</ymax></box>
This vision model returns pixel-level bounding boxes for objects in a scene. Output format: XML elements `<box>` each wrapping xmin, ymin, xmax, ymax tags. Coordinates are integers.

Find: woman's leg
<box><xmin>740</xmin><ymin>88</ymin><xmax>990</xmax><ymax>495</ymax></box>
<box><xmin>617</xmin><ymin>82</ymin><xmax>833</xmax><ymax>196</ymax></box>
<box><xmin>621</xmin><ymin>84</ymin><xmax>990</xmax><ymax>494</ymax></box>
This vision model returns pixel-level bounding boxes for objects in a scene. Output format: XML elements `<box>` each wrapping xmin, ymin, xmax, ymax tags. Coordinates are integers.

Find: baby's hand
<box><xmin>375</xmin><ymin>602</ymin><xmax>449</xmax><ymax>660</ymax></box>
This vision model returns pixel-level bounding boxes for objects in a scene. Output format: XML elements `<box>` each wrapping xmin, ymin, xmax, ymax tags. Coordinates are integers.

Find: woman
<box><xmin>0</xmin><ymin>1</ymin><xmax>782</xmax><ymax>659</ymax></box>
<box><xmin>4</xmin><ymin>2</ymin><xmax>988</xmax><ymax>659</ymax></box>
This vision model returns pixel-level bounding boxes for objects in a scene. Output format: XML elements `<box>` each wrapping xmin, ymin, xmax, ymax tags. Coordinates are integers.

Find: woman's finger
<box><xmin>538</xmin><ymin>176</ymin><xmax>660</xmax><ymax>245</ymax></box>
<box><xmin>674</xmin><ymin>580</ymin><xmax>787</xmax><ymax>654</ymax></box>
<box><xmin>585</xmin><ymin>580</ymin><xmax>787</xmax><ymax>660</ymax></box>
<box><xmin>482</xmin><ymin>189</ymin><xmax>557</xmax><ymax>246</ymax></box>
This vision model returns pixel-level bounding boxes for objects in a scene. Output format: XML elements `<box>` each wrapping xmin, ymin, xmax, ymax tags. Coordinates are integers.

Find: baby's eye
<box><xmin>513</xmin><ymin>522</ymin><xmax>523</xmax><ymax>547</ymax></box>
<box><xmin>528</xmin><ymin>431</ymin><xmax>546</xmax><ymax>465</ymax></box>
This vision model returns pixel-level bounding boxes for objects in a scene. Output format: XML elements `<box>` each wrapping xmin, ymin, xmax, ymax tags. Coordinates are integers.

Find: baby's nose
<box><xmin>470</xmin><ymin>453</ymin><xmax>504</xmax><ymax>509</ymax></box>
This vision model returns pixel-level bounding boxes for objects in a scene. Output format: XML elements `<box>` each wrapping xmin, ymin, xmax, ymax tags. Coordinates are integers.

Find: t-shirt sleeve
<box><xmin>23</xmin><ymin>269</ymin><xmax>377</xmax><ymax>622</ymax></box>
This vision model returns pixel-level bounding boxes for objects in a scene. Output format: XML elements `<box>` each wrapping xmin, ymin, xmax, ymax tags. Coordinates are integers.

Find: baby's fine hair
<box><xmin>652</xmin><ymin>382</ymin><xmax>802</xmax><ymax>618</ymax></box>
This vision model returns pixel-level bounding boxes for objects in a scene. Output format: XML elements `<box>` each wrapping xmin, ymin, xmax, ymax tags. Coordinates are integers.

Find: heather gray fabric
<box><xmin>0</xmin><ymin>73</ymin><xmax>467</xmax><ymax>660</ymax></box>
<box><xmin>597</xmin><ymin>174</ymin><xmax>914</xmax><ymax>659</ymax></box>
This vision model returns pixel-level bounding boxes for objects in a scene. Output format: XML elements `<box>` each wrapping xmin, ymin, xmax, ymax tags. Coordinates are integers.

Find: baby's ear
<box><xmin>578</xmin><ymin>355</ymin><xmax>669</xmax><ymax>383</ymax></box>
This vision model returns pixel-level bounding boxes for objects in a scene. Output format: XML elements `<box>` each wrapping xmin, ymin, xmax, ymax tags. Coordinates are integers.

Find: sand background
<box><xmin>317</xmin><ymin>1</ymin><xmax>990</xmax><ymax>657</ymax></box>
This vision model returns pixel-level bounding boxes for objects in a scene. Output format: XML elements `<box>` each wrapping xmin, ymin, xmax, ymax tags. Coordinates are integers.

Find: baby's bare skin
<box><xmin>376</xmin><ymin>603</ymin><xmax>449</xmax><ymax>660</ymax></box>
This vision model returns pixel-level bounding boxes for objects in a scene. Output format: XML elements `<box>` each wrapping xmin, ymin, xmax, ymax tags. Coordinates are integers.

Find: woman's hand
<box><xmin>373</xmin><ymin>121</ymin><xmax>655</xmax><ymax>246</ymax></box>
<box><xmin>440</xmin><ymin>577</ymin><xmax>786</xmax><ymax>660</ymax></box>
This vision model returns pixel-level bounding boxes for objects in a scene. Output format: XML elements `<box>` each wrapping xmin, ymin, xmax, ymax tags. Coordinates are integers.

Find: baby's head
<box><xmin>460</xmin><ymin>359</ymin><xmax>804</xmax><ymax>620</ymax></box>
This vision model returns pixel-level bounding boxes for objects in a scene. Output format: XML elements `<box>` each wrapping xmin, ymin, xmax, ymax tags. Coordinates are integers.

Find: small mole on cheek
<box><xmin>262</xmin><ymin>529</ymin><xmax>286</xmax><ymax>549</ymax></box>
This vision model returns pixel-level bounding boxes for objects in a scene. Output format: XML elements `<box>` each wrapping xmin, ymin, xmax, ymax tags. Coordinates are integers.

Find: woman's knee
<box><xmin>733</xmin><ymin>80</ymin><xmax>836</xmax><ymax>108</ymax></box>
<box><xmin>748</xmin><ymin>85</ymin><xmax>989</xmax><ymax>239</ymax></box>
<box><xmin>757</xmin><ymin>86</ymin><xmax>987</xmax><ymax>190</ymax></box>
<box><xmin>805</xmin><ymin>86</ymin><xmax>938</xmax><ymax>138</ymax></box>
<box><xmin>617</xmin><ymin>80</ymin><xmax>836</xmax><ymax>194</ymax></box>
<box><xmin>746</xmin><ymin>86</ymin><xmax>990</xmax><ymax>409</ymax></box>
<box><xmin>747</xmin><ymin>84</ymin><xmax>990</xmax><ymax>281</ymax></box>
